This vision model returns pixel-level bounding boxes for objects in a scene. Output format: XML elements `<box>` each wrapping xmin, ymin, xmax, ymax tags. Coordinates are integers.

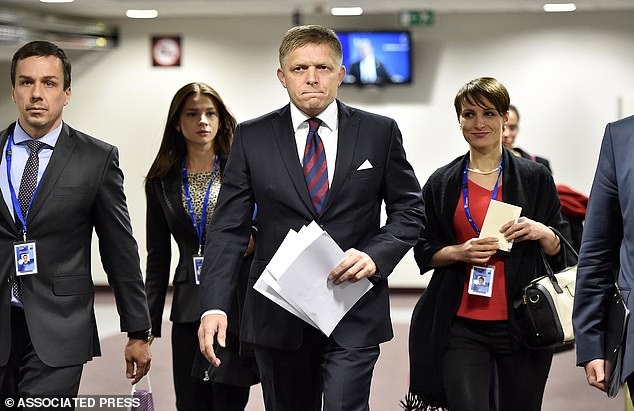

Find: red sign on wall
<box><xmin>152</xmin><ymin>36</ymin><xmax>181</xmax><ymax>67</ymax></box>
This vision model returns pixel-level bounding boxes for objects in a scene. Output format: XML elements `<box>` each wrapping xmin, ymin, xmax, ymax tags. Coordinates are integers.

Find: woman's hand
<box><xmin>500</xmin><ymin>217</ymin><xmax>560</xmax><ymax>255</ymax></box>
<box><xmin>455</xmin><ymin>237</ymin><xmax>499</xmax><ymax>264</ymax></box>
<box><xmin>430</xmin><ymin>237</ymin><xmax>499</xmax><ymax>267</ymax></box>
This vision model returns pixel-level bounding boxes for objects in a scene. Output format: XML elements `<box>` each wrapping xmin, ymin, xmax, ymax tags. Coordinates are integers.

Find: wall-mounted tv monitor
<box><xmin>336</xmin><ymin>31</ymin><xmax>412</xmax><ymax>86</ymax></box>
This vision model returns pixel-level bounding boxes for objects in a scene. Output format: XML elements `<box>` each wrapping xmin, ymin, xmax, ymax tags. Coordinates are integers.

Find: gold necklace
<box><xmin>467</xmin><ymin>167</ymin><xmax>500</xmax><ymax>175</ymax></box>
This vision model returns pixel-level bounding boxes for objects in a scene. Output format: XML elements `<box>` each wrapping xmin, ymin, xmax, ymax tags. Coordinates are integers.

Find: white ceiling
<box><xmin>2</xmin><ymin>0</ymin><xmax>634</xmax><ymax>19</ymax></box>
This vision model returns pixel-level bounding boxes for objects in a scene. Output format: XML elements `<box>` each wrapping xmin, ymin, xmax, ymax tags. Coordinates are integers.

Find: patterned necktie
<box><xmin>303</xmin><ymin>118</ymin><xmax>329</xmax><ymax>215</ymax></box>
<box><xmin>18</xmin><ymin>140</ymin><xmax>45</xmax><ymax>218</ymax></box>
<box><xmin>12</xmin><ymin>139</ymin><xmax>45</xmax><ymax>304</ymax></box>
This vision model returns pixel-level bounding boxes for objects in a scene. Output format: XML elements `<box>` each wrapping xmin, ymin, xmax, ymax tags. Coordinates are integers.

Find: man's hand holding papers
<box><xmin>329</xmin><ymin>248</ymin><xmax>377</xmax><ymax>284</ymax></box>
<box><xmin>255</xmin><ymin>222</ymin><xmax>374</xmax><ymax>336</ymax></box>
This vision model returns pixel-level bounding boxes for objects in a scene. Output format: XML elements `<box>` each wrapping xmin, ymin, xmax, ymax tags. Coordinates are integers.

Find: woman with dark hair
<box><xmin>145</xmin><ymin>82</ymin><xmax>258</xmax><ymax>410</ymax></box>
<box><xmin>405</xmin><ymin>77</ymin><xmax>568</xmax><ymax>411</ymax></box>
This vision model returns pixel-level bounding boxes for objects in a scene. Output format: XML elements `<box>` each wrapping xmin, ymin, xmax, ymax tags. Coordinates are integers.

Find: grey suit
<box><xmin>573</xmin><ymin>115</ymin><xmax>634</xmax><ymax>384</ymax></box>
<box><xmin>0</xmin><ymin>122</ymin><xmax>150</xmax><ymax>391</ymax></box>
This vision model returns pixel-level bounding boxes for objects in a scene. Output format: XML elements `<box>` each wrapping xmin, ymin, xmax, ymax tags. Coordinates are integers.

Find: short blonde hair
<box><xmin>278</xmin><ymin>25</ymin><xmax>342</xmax><ymax>68</ymax></box>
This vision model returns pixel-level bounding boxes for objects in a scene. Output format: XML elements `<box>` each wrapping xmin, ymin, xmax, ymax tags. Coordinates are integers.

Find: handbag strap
<box><xmin>538</xmin><ymin>226</ymin><xmax>577</xmax><ymax>293</ymax></box>
<box><xmin>549</xmin><ymin>226</ymin><xmax>579</xmax><ymax>261</ymax></box>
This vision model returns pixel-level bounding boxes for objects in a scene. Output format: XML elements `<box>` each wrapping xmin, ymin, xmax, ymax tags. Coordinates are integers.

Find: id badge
<box><xmin>14</xmin><ymin>241</ymin><xmax>38</xmax><ymax>276</ymax></box>
<box><xmin>193</xmin><ymin>255</ymin><xmax>204</xmax><ymax>285</ymax></box>
<box><xmin>468</xmin><ymin>265</ymin><xmax>494</xmax><ymax>297</ymax></box>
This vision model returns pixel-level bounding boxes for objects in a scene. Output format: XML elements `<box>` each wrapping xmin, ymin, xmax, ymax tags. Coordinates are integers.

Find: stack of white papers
<box><xmin>254</xmin><ymin>221</ymin><xmax>373</xmax><ymax>336</ymax></box>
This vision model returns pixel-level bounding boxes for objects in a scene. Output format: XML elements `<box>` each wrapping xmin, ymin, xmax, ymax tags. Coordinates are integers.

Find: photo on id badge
<box><xmin>14</xmin><ymin>242</ymin><xmax>37</xmax><ymax>275</ymax></box>
<box><xmin>193</xmin><ymin>256</ymin><xmax>204</xmax><ymax>285</ymax></box>
<box><xmin>468</xmin><ymin>265</ymin><xmax>493</xmax><ymax>297</ymax></box>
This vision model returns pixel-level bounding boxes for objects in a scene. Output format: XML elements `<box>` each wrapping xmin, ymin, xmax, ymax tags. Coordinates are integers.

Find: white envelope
<box><xmin>479</xmin><ymin>200</ymin><xmax>522</xmax><ymax>253</ymax></box>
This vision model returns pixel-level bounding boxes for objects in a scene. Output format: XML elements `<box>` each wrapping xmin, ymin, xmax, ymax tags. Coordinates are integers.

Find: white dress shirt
<box><xmin>290</xmin><ymin>100</ymin><xmax>338</xmax><ymax>187</ymax></box>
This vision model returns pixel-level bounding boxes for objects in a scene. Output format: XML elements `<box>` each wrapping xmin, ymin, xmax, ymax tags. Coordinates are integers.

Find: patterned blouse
<box><xmin>181</xmin><ymin>169</ymin><xmax>222</xmax><ymax>229</ymax></box>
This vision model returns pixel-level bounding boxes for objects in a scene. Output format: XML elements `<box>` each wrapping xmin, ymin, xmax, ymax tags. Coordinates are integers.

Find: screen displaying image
<box><xmin>337</xmin><ymin>31</ymin><xmax>412</xmax><ymax>86</ymax></box>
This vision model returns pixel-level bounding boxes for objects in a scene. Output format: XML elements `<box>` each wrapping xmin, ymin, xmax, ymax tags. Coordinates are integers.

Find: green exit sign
<box><xmin>400</xmin><ymin>10</ymin><xmax>435</xmax><ymax>27</ymax></box>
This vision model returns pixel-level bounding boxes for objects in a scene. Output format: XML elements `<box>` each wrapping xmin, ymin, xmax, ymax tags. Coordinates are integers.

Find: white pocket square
<box><xmin>357</xmin><ymin>160</ymin><xmax>373</xmax><ymax>170</ymax></box>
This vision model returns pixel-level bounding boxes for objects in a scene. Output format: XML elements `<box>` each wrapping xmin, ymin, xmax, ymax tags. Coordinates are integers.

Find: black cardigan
<box><xmin>406</xmin><ymin>148</ymin><xmax>569</xmax><ymax>407</ymax></box>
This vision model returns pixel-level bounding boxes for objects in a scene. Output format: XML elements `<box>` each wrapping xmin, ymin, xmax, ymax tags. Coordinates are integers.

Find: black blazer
<box><xmin>200</xmin><ymin>100</ymin><xmax>425</xmax><ymax>350</ymax></box>
<box><xmin>408</xmin><ymin>148</ymin><xmax>569</xmax><ymax>405</ymax></box>
<box><xmin>145</xmin><ymin>155</ymin><xmax>225</xmax><ymax>336</ymax></box>
<box><xmin>145</xmin><ymin>155</ymin><xmax>244</xmax><ymax>337</ymax></box>
<box><xmin>0</xmin><ymin>122</ymin><xmax>150</xmax><ymax>368</ymax></box>
<box><xmin>145</xmin><ymin>155</ymin><xmax>258</xmax><ymax>386</ymax></box>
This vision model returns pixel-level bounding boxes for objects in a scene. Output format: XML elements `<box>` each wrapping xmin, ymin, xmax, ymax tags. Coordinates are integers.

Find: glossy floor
<box><xmin>80</xmin><ymin>293</ymin><xmax>625</xmax><ymax>410</ymax></box>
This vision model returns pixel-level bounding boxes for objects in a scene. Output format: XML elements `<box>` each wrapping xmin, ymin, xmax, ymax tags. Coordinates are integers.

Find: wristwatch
<box><xmin>128</xmin><ymin>328</ymin><xmax>152</xmax><ymax>342</ymax></box>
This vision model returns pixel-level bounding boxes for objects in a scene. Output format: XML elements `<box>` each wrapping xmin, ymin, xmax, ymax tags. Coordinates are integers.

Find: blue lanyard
<box><xmin>182</xmin><ymin>155</ymin><xmax>219</xmax><ymax>255</ymax></box>
<box><xmin>6</xmin><ymin>132</ymin><xmax>44</xmax><ymax>241</ymax></box>
<box><xmin>461</xmin><ymin>156</ymin><xmax>504</xmax><ymax>235</ymax></box>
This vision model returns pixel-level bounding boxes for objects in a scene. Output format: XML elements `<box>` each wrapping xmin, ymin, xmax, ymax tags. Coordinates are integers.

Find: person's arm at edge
<box><xmin>573</xmin><ymin>122</ymin><xmax>623</xmax><ymax>391</ymax></box>
<box><xmin>93</xmin><ymin>146</ymin><xmax>151</xmax><ymax>384</ymax></box>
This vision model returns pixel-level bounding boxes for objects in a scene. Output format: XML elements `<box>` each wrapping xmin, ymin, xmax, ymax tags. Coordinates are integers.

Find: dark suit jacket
<box><xmin>144</xmin><ymin>156</ymin><xmax>258</xmax><ymax>386</ymax></box>
<box><xmin>347</xmin><ymin>60</ymin><xmax>391</xmax><ymax>85</ymax></box>
<box><xmin>513</xmin><ymin>146</ymin><xmax>552</xmax><ymax>174</ymax></box>
<box><xmin>573</xmin><ymin>115</ymin><xmax>634</xmax><ymax>382</ymax></box>
<box><xmin>408</xmin><ymin>148</ymin><xmax>568</xmax><ymax>405</ymax></box>
<box><xmin>200</xmin><ymin>101</ymin><xmax>424</xmax><ymax>350</ymax></box>
<box><xmin>0</xmin><ymin>122</ymin><xmax>150</xmax><ymax>368</ymax></box>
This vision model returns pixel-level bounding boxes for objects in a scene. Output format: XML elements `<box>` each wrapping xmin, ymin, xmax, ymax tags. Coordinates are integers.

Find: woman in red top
<box><xmin>405</xmin><ymin>77</ymin><xmax>568</xmax><ymax>411</ymax></box>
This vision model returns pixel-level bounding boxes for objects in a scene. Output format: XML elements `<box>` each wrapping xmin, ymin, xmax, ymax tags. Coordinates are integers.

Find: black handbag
<box><xmin>514</xmin><ymin>227</ymin><xmax>577</xmax><ymax>349</ymax></box>
<box><xmin>605</xmin><ymin>282</ymin><xmax>629</xmax><ymax>398</ymax></box>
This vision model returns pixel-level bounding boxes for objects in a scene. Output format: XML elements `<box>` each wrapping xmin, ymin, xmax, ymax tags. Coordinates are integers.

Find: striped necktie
<box><xmin>302</xmin><ymin>118</ymin><xmax>329</xmax><ymax>215</ymax></box>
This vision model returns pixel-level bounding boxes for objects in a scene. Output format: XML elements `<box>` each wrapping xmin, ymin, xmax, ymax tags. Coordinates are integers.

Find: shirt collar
<box><xmin>290</xmin><ymin>100</ymin><xmax>338</xmax><ymax>132</ymax></box>
<box><xmin>13</xmin><ymin>121</ymin><xmax>62</xmax><ymax>148</ymax></box>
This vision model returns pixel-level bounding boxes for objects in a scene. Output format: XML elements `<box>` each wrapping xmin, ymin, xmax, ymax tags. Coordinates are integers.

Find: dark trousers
<box><xmin>0</xmin><ymin>307</ymin><xmax>82</xmax><ymax>410</ymax></box>
<box><xmin>253</xmin><ymin>323</ymin><xmax>379</xmax><ymax>411</ymax></box>
<box><xmin>442</xmin><ymin>317</ymin><xmax>553</xmax><ymax>411</ymax></box>
<box><xmin>171</xmin><ymin>321</ymin><xmax>249</xmax><ymax>411</ymax></box>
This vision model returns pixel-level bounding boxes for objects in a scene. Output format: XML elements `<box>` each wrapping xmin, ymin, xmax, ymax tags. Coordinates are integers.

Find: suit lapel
<box><xmin>271</xmin><ymin>105</ymin><xmax>315</xmax><ymax>216</ymax></box>
<box><xmin>321</xmin><ymin>101</ymin><xmax>358</xmax><ymax>215</ymax></box>
<box><xmin>0</xmin><ymin>126</ymin><xmax>17</xmax><ymax>230</ymax></box>
<box><xmin>161</xmin><ymin>167</ymin><xmax>197</xmax><ymax>238</ymax></box>
<box><xmin>26</xmin><ymin>123</ymin><xmax>76</xmax><ymax>223</ymax></box>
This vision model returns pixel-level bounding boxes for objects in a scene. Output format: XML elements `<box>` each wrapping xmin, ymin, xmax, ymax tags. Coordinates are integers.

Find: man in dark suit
<box><xmin>346</xmin><ymin>38</ymin><xmax>392</xmax><ymax>86</ymax></box>
<box><xmin>573</xmin><ymin>115</ymin><xmax>634</xmax><ymax>404</ymax></box>
<box><xmin>0</xmin><ymin>41</ymin><xmax>152</xmax><ymax>400</ymax></box>
<box><xmin>198</xmin><ymin>25</ymin><xmax>424</xmax><ymax>410</ymax></box>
